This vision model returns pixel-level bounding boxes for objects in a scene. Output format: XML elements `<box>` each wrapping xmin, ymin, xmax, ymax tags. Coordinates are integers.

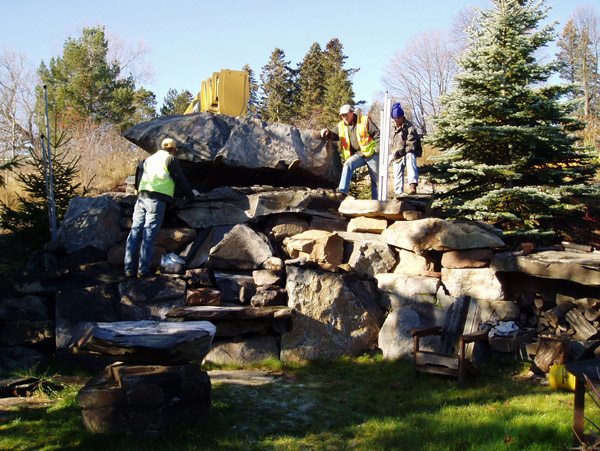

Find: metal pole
<box><xmin>378</xmin><ymin>92</ymin><xmax>391</xmax><ymax>200</ymax></box>
<box><xmin>43</xmin><ymin>85</ymin><xmax>57</xmax><ymax>241</ymax></box>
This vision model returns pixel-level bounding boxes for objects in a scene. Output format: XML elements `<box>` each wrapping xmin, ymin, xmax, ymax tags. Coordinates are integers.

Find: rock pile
<box><xmin>3</xmin><ymin>111</ymin><xmax>600</xmax><ymax>377</ymax></box>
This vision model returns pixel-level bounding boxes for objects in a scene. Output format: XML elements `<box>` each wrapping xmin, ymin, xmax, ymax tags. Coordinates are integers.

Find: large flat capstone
<box><xmin>123</xmin><ymin>113</ymin><xmax>342</xmax><ymax>188</ymax></box>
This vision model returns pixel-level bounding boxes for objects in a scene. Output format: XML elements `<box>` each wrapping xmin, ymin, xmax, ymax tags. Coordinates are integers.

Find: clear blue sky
<box><xmin>0</xmin><ymin>0</ymin><xmax>595</xmax><ymax>111</ymax></box>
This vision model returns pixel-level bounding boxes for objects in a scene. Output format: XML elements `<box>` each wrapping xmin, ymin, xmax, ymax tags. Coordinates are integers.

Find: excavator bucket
<box><xmin>184</xmin><ymin>69</ymin><xmax>249</xmax><ymax>117</ymax></box>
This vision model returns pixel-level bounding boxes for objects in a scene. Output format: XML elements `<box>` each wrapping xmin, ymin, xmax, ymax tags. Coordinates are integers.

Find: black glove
<box><xmin>394</xmin><ymin>149</ymin><xmax>406</xmax><ymax>160</ymax></box>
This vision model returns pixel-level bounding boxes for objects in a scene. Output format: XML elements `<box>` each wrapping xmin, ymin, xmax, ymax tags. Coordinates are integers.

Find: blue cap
<box><xmin>391</xmin><ymin>103</ymin><xmax>404</xmax><ymax>118</ymax></box>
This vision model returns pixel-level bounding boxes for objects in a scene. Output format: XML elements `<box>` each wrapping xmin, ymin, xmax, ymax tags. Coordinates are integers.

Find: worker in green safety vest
<box><xmin>124</xmin><ymin>138</ymin><xmax>197</xmax><ymax>278</ymax></box>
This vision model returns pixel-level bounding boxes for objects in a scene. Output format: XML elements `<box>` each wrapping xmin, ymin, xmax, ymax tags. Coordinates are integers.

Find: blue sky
<box><xmin>0</xmin><ymin>0</ymin><xmax>595</xmax><ymax>110</ymax></box>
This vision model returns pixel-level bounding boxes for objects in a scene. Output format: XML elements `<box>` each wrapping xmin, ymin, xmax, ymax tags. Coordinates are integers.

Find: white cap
<box><xmin>161</xmin><ymin>138</ymin><xmax>176</xmax><ymax>150</ymax></box>
<box><xmin>339</xmin><ymin>104</ymin><xmax>354</xmax><ymax>115</ymax></box>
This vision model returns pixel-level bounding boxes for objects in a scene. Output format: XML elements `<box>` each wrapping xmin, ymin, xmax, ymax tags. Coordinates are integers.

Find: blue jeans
<box><xmin>392</xmin><ymin>152</ymin><xmax>418</xmax><ymax>194</ymax></box>
<box><xmin>124</xmin><ymin>197</ymin><xmax>166</xmax><ymax>275</ymax></box>
<box><xmin>338</xmin><ymin>153</ymin><xmax>379</xmax><ymax>200</ymax></box>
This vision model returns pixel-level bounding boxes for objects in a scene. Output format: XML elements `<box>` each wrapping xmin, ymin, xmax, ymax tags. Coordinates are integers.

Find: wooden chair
<box><xmin>408</xmin><ymin>296</ymin><xmax>488</xmax><ymax>385</ymax></box>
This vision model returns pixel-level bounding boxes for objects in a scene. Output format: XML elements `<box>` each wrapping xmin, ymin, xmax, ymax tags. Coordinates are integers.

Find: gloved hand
<box><xmin>192</xmin><ymin>189</ymin><xmax>200</xmax><ymax>197</ymax></box>
<box><xmin>394</xmin><ymin>149</ymin><xmax>406</xmax><ymax>161</ymax></box>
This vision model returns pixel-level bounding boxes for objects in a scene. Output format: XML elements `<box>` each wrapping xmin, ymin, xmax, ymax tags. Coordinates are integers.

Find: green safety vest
<box><xmin>138</xmin><ymin>150</ymin><xmax>175</xmax><ymax>197</ymax></box>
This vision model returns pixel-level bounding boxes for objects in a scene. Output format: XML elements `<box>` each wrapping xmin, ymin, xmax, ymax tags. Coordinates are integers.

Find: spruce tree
<box><xmin>426</xmin><ymin>0</ymin><xmax>599</xmax><ymax>245</ymax></box>
<box><xmin>260</xmin><ymin>48</ymin><xmax>296</xmax><ymax>124</ymax></box>
<box><xmin>0</xmin><ymin>135</ymin><xmax>84</xmax><ymax>249</ymax></box>
<box><xmin>321</xmin><ymin>39</ymin><xmax>356</xmax><ymax>125</ymax></box>
<box><xmin>297</xmin><ymin>42</ymin><xmax>326</xmax><ymax>122</ymax></box>
<box><xmin>243</xmin><ymin>64</ymin><xmax>262</xmax><ymax>119</ymax></box>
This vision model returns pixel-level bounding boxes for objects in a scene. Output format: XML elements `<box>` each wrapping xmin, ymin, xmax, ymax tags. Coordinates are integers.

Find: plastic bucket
<box><xmin>549</xmin><ymin>364</ymin><xmax>577</xmax><ymax>391</ymax></box>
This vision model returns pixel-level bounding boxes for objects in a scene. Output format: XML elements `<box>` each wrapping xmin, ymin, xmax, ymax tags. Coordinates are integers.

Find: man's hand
<box><xmin>394</xmin><ymin>149</ymin><xmax>406</xmax><ymax>160</ymax></box>
<box><xmin>320</xmin><ymin>128</ymin><xmax>330</xmax><ymax>139</ymax></box>
<box><xmin>192</xmin><ymin>189</ymin><xmax>200</xmax><ymax>197</ymax></box>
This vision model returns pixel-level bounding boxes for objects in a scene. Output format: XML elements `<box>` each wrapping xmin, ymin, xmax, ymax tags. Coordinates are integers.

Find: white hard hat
<box><xmin>161</xmin><ymin>138</ymin><xmax>177</xmax><ymax>150</ymax></box>
<box><xmin>339</xmin><ymin>104</ymin><xmax>354</xmax><ymax>115</ymax></box>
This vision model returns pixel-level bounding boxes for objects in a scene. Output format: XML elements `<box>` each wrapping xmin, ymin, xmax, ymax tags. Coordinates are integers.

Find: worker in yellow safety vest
<box><xmin>320</xmin><ymin>104</ymin><xmax>380</xmax><ymax>200</ymax></box>
<box><xmin>124</xmin><ymin>138</ymin><xmax>198</xmax><ymax>278</ymax></box>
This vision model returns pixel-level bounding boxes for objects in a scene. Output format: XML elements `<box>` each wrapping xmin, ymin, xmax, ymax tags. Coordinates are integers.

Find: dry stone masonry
<box><xmin>3</xmin><ymin>112</ymin><xmax>600</xmax><ymax>433</ymax></box>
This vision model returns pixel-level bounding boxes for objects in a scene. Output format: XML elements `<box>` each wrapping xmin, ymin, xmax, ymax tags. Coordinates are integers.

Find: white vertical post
<box><xmin>378</xmin><ymin>92</ymin><xmax>391</xmax><ymax>201</ymax></box>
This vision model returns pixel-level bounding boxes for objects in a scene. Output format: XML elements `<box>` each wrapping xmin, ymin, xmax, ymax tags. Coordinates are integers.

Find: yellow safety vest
<box><xmin>138</xmin><ymin>150</ymin><xmax>175</xmax><ymax>197</ymax></box>
<box><xmin>338</xmin><ymin>115</ymin><xmax>377</xmax><ymax>159</ymax></box>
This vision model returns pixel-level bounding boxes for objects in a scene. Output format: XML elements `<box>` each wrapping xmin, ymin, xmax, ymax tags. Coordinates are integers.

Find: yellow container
<box><xmin>549</xmin><ymin>364</ymin><xmax>577</xmax><ymax>391</ymax></box>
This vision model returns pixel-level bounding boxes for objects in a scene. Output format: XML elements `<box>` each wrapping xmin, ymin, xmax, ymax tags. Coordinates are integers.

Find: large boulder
<box><xmin>381</xmin><ymin>218</ymin><xmax>505</xmax><ymax>253</ymax></box>
<box><xmin>206</xmin><ymin>224</ymin><xmax>273</xmax><ymax>270</ymax></box>
<box><xmin>441</xmin><ymin>267</ymin><xmax>505</xmax><ymax>302</ymax></box>
<box><xmin>123</xmin><ymin>113</ymin><xmax>342</xmax><ymax>188</ymax></box>
<box><xmin>378</xmin><ymin>302</ymin><xmax>447</xmax><ymax>360</ymax></box>
<box><xmin>57</xmin><ymin>195</ymin><xmax>121</xmax><ymax>253</ymax></box>
<box><xmin>204</xmin><ymin>335</ymin><xmax>279</xmax><ymax>365</ymax></box>
<box><xmin>375</xmin><ymin>273</ymin><xmax>441</xmax><ymax>310</ymax></box>
<box><xmin>280</xmin><ymin>266</ymin><xmax>384</xmax><ymax>362</ymax></box>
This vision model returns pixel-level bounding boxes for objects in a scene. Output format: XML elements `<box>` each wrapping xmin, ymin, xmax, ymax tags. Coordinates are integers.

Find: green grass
<box><xmin>0</xmin><ymin>355</ymin><xmax>587</xmax><ymax>450</ymax></box>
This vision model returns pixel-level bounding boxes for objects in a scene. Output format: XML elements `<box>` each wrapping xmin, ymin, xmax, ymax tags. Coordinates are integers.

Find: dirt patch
<box><xmin>208</xmin><ymin>370</ymin><xmax>295</xmax><ymax>386</ymax></box>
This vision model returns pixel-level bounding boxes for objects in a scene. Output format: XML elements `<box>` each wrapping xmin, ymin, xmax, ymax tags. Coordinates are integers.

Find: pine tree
<box><xmin>159</xmin><ymin>88</ymin><xmax>192</xmax><ymax>116</ymax></box>
<box><xmin>37</xmin><ymin>26</ymin><xmax>145</xmax><ymax>132</ymax></box>
<box><xmin>260</xmin><ymin>48</ymin><xmax>297</xmax><ymax>124</ymax></box>
<box><xmin>321</xmin><ymin>39</ymin><xmax>356</xmax><ymax>125</ymax></box>
<box><xmin>426</xmin><ymin>0</ymin><xmax>599</xmax><ymax>245</ymax></box>
<box><xmin>243</xmin><ymin>64</ymin><xmax>262</xmax><ymax>119</ymax></box>
<box><xmin>296</xmin><ymin>42</ymin><xmax>326</xmax><ymax>122</ymax></box>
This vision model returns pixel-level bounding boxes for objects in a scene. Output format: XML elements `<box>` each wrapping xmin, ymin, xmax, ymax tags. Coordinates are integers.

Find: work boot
<box><xmin>407</xmin><ymin>183</ymin><xmax>417</xmax><ymax>195</ymax></box>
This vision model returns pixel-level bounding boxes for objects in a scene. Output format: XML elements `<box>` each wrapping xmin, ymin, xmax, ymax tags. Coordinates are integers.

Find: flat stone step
<box><xmin>166</xmin><ymin>305</ymin><xmax>294</xmax><ymax>321</ymax></box>
<box><xmin>69</xmin><ymin>320</ymin><xmax>216</xmax><ymax>364</ymax></box>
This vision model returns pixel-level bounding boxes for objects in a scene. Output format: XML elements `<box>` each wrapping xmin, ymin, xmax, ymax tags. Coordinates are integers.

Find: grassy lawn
<box><xmin>0</xmin><ymin>355</ymin><xmax>586</xmax><ymax>450</ymax></box>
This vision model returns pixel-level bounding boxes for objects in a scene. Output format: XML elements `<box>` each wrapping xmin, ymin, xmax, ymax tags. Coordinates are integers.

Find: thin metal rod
<box><xmin>43</xmin><ymin>85</ymin><xmax>57</xmax><ymax>241</ymax></box>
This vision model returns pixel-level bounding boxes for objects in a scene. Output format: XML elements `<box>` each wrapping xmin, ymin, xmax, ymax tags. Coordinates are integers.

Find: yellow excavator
<box><xmin>184</xmin><ymin>69</ymin><xmax>249</xmax><ymax>117</ymax></box>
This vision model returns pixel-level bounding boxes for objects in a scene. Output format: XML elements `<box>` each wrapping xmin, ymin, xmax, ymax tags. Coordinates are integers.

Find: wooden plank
<box><xmin>462</xmin><ymin>297</ymin><xmax>481</xmax><ymax>359</ymax></box>
<box><xmin>438</xmin><ymin>296</ymin><xmax>468</xmax><ymax>355</ymax></box>
<box><xmin>415</xmin><ymin>351</ymin><xmax>459</xmax><ymax>370</ymax></box>
<box><xmin>415</xmin><ymin>365</ymin><xmax>458</xmax><ymax>378</ymax></box>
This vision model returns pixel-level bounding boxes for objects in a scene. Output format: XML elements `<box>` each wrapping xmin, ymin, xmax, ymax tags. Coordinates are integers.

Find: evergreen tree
<box><xmin>321</xmin><ymin>39</ymin><xmax>357</xmax><ymax>125</ymax></box>
<box><xmin>296</xmin><ymin>42</ymin><xmax>326</xmax><ymax>122</ymax></box>
<box><xmin>243</xmin><ymin>64</ymin><xmax>262</xmax><ymax>119</ymax></box>
<box><xmin>260</xmin><ymin>48</ymin><xmax>297</xmax><ymax>123</ymax></box>
<box><xmin>37</xmin><ymin>26</ymin><xmax>144</xmax><ymax>132</ymax></box>
<box><xmin>132</xmin><ymin>88</ymin><xmax>156</xmax><ymax>124</ymax></box>
<box><xmin>159</xmin><ymin>88</ymin><xmax>192</xmax><ymax>116</ymax></box>
<box><xmin>0</xmin><ymin>135</ymin><xmax>84</xmax><ymax>249</ymax></box>
<box><xmin>426</xmin><ymin>0</ymin><xmax>599</xmax><ymax>244</ymax></box>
